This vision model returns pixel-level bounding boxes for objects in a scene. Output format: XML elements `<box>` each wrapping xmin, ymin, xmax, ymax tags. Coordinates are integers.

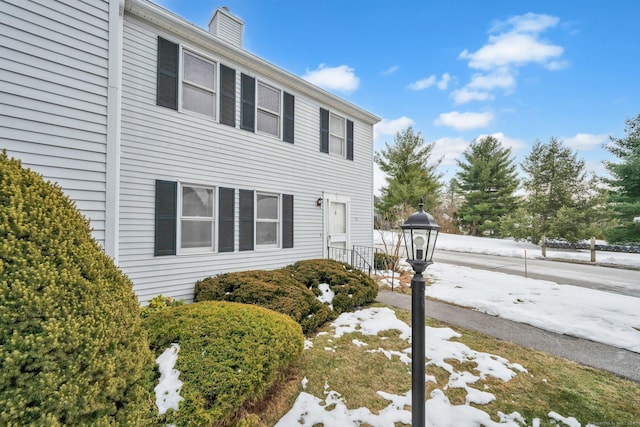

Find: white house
<box><xmin>0</xmin><ymin>0</ymin><xmax>380</xmax><ymax>303</ymax></box>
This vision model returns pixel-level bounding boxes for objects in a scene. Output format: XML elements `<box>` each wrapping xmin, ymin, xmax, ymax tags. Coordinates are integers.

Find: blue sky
<box><xmin>154</xmin><ymin>0</ymin><xmax>639</xmax><ymax>194</ymax></box>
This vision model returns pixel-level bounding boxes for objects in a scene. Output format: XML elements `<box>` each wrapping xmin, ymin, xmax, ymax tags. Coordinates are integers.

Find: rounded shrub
<box><xmin>143</xmin><ymin>301</ymin><xmax>304</xmax><ymax>426</ymax></box>
<box><xmin>287</xmin><ymin>259</ymin><xmax>378</xmax><ymax>313</ymax></box>
<box><xmin>0</xmin><ymin>151</ymin><xmax>153</xmax><ymax>425</ymax></box>
<box><xmin>194</xmin><ymin>269</ymin><xmax>334</xmax><ymax>333</ymax></box>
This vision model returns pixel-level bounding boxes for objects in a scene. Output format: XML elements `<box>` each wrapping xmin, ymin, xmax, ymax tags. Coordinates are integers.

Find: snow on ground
<box><xmin>276</xmin><ymin>307</ymin><xmax>597</xmax><ymax>427</ymax></box>
<box><xmin>374</xmin><ymin>231</ymin><xmax>640</xmax><ymax>268</ymax></box>
<box><xmin>425</xmin><ymin>263</ymin><xmax>640</xmax><ymax>353</ymax></box>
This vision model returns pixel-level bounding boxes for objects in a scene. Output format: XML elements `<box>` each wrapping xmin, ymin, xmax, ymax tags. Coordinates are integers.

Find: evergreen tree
<box><xmin>500</xmin><ymin>137</ymin><xmax>604</xmax><ymax>244</ymax></box>
<box><xmin>375</xmin><ymin>127</ymin><xmax>442</xmax><ymax>214</ymax></box>
<box><xmin>454</xmin><ymin>136</ymin><xmax>519</xmax><ymax>236</ymax></box>
<box><xmin>603</xmin><ymin>113</ymin><xmax>640</xmax><ymax>244</ymax></box>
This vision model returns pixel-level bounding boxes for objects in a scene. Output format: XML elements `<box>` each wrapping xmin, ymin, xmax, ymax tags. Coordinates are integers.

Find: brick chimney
<box><xmin>208</xmin><ymin>6</ymin><xmax>244</xmax><ymax>48</ymax></box>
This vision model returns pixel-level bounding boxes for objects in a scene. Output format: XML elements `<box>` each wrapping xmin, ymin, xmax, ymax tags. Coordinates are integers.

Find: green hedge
<box><xmin>286</xmin><ymin>259</ymin><xmax>378</xmax><ymax>313</ymax></box>
<box><xmin>194</xmin><ymin>269</ymin><xmax>334</xmax><ymax>334</ymax></box>
<box><xmin>143</xmin><ymin>301</ymin><xmax>304</xmax><ymax>426</ymax></box>
<box><xmin>0</xmin><ymin>151</ymin><xmax>153</xmax><ymax>425</ymax></box>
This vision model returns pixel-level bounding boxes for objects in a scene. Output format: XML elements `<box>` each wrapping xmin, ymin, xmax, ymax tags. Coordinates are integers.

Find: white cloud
<box><xmin>452</xmin><ymin>68</ymin><xmax>516</xmax><ymax>104</ymax></box>
<box><xmin>383</xmin><ymin>65</ymin><xmax>399</xmax><ymax>76</ymax></box>
<box><xmin>303</xmin><ymin>64</ymin><xmax>360</xmax><ymax>94</ymax></box>
<box><xmin>437</xmin><ymin>73</ymin><xmax>452</xmax><ymax>90</ymax></box>
<box><xmin>373</xmin><ymin>163</ymin><xmax>387</xmax><ymax>196</ymax></box>
<box><xmin>459</xmin><ymin>32</ymin><xmax>564</xmax><ymax>70</ymax></box>
<box><xmin>454</xmin><ymin>13</ymin><xmax>566</xmax><ymax>107</ymax></box>
<box><xmin>563</xmin><ymin>133</ymin><xmax>608</xmax><ymax>150</ymax></box>
<box><xmin>544</xmin><ymin>60</ymin><xmax>570</xmax><ymax>71</ymax></box>
<box><xmin>374</xmin><ymin>116</ymin><xmax>415</xmax><ymax>144</ymax></box>
<box><xmin>434</xmin><ymin>111</ymin><xmax>495</xmax><ymax>132</ymax></box>
<box><xmin>451</xmin><ymin>88</ymin><xmax>494</xmax><ymax>104</ymax></box>
<box><xmin>490</xmin><ymin>12</ymin><xmax>559</xmax><ymax>34</ymax></box>
<box><xmin>409</xmin><ymin>74</ymin><xmax>451</xmax><ymax>91</ymax></box>
<box><xmin>408</xmin><ymin>75</ymin><xmax>436</xmax><ymax>90</ymax></box>
<box><xmin>432</xmin><ymin>136</ymin><xmax>470</xmax><ymax>166</ymax></box>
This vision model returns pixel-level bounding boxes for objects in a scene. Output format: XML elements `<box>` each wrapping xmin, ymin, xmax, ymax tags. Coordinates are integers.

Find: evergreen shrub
<box><xmin>194</xmin><ymin>269</ymin><xmax>333</xmax><ymax>333</ymax></box>
<box><xmin>0</xmin><ymin>151</ymin><xmax>153</xmax><ymax>425</ymax></box>
<box><xmin>143</xmin><ymin>301</ymin><xmax>304</xmax><ymax>426</ymax></box>
<box><xmin>286</xmin><ymin>259</ymin><xmax>378</xmax><ymax>313</ymax></box>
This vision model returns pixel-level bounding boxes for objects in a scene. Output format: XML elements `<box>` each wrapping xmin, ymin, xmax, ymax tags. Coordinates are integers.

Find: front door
<box><xmin>323</xmin><ymin>193</ymin><xmax>350</xmax><ymax>257</ymax></box>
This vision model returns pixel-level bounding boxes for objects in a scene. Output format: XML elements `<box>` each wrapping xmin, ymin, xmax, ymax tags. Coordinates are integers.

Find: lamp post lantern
<box><xmin>400</xmin><ymin>199</ymin><xmax>440</xmax><ymax>427</ymax></box>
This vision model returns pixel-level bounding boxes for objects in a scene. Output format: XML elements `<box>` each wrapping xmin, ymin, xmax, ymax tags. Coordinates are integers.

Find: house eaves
<box><xmin>125</xmin><ymin>0</ymin><xmax>381</xmax><ymax>125</ymax></box>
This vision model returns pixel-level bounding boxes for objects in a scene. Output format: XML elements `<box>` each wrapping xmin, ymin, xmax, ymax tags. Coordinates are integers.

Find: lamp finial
<box><xmin>418</xmin><ymin>197</ymin><xmax>424</xmax><ymax>212</ymax></box>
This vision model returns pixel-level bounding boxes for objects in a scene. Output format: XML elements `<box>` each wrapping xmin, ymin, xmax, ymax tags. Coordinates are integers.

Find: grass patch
<box><xmin>252</xmin><ymin>304</ymin><xmax>640</xmax><ymax>426</ymax></box>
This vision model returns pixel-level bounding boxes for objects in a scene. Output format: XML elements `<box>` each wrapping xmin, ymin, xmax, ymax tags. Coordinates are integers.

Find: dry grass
<box><xmin>250</xmin><ymin>304</ymin><xmax>640</xmax><ymax>426</ymax></box>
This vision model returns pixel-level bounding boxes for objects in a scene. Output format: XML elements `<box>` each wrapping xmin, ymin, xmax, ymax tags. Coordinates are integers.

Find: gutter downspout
<box><xmin>105</xmin><ymin>0</ymin><xmax>124</xmax><ymax>263</ymax></box>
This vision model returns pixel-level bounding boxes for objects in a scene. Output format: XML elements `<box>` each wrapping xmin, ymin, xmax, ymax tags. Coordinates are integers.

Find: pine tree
<box><xmin>374</xmin><ymin>127</ymin><xmax>442</xmax><ymax>215</ymax></box>
<box><xmin>454</xmin><ymin>136</ymin><xmax>519</xmax><ymax>236</ymax></box>
<box><xmin>500</xmin><ymin>137</ymin><xmax>604</xmax><ymax>244</ymax></box>
<box><xmin>603</xmin><ymin>114</ymin><xmax>640</xmax><ymax>244</ymax></box>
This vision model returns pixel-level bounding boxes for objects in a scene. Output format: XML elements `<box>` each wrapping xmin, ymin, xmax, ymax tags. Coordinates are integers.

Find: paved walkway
<box><xmin>376</xmin><ymin>290</ymin><xmax>640</xmax><ymax>383</ymax></box>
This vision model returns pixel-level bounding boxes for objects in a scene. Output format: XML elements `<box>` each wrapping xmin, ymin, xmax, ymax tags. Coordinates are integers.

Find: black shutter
<box><xmin>239</xmin><ymin>189</ymin><xmax>254</xmax><ymax>251</ymax></box>
<box><xmin>282</xmin><ymin>194</ymin><xmax>294</xmax><ymax>249</ymax></box>
<box><xmin>218</xmin><ymin>187</ymin><xmax>235</xmax><ymax>252</ymax></box>
<box><xmin>155</xmin><ymin>180</ymin><xmax>177</xmax><ymax>256</ymax></box>
<box><xmin>220</xmin><ymin>64</ymin><xmax>236</xmax><ymax>127</ymax></box>
<box><xmin>320</xmin><ymin>108</ymin><xmax>329</xmax><ymax>153</ymax></box>
<box><xmin>346</xmin><ymin>119</ymin><xmax>354</xmax><ymax>161</ymax></box>
<box><xmin>240</xmin><ymin>73</ymin><xmax>255</xmax><ymax>132</ymax></box>
<box><xmin>283</xmin><ymin>92</ymin><xmax>295</xmax><ymax>143</ymax></box>
<box><xmin>156</xmin><ymin>37</ymin><xmax>178</xmax><ymax>110</ymax></box>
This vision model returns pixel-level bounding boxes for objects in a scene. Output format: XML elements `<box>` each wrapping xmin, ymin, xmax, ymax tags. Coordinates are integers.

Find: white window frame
<box><xmin>329</xmin><ymin>112</ymin><xmax>346</xmax><ymax>158</ymax></box>
<box><xmin>180</xmin><ymin>48</ymin><xmax>217</xmax><ymax>119</ymax></box>
<box><xmin>255</xmin><ymin>191</ymin><xmax>280</xmax><ymax>249</ymax></box>
<box><xmin>178</xmin><ymin>183</ymin><xmax>216</xmax><ymax>254</ymax></box>
<box><xmin>256</xmin><ymin>80</ymin><xmax>282</xmax><ymax>138</ymax></box>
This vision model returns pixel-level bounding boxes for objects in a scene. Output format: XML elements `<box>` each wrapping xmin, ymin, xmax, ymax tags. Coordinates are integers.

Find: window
<box><xmin>320</xmin><ymin>108</ymin><xmax>354</xmax><ymax>160</ymax></box>
<box><xmin>155</xmin><ymin>181</ymin><xmax>293</xmax><ymax>255</ymax></box>
<box><xmin>182</xmin><ymin>51</ymin><xmax>216</xmax><ymax>118</ymax></box>
<box><xmin>240</xmin><ymin>73</ymin><xmax>295</xmax><ymax>142</ymax></box>
<box><xmin>256</xmin><ymin>82</ymin><xmax>281</xmax><ymax>137</ymax></box>
<box><xmin>329</xmin><ymin>113</ymin><xmax>345</xmax><ymax>157</ymax></box>
<box><xmin>256</xmin><ymin>193</ymin><xmax>279</xmax><ymax>246</ymax></box>
<box><xmin>180</xmin><ymin>184</ymin><xmax>215</xmax><ymax>252</ymax></box>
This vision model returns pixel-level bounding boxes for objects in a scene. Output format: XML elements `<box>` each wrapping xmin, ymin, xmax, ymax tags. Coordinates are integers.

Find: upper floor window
<box><xmin>257</xmin><ymin>82</ymin><xmax>281</xmax><ymax>137</ymax></box>
<box><xmin>320</xmin><ymin>108</ymin><xmax>354</xmax><ymax>161</ymax></box>
<box><xmin>182</xmin><ymin>51</ymin><xmax>216</xmax><ymax>118</ymax></box>
<box><xmin>329</xmin><ymin>113</ymin><xmax>345</xmax><ymax>157</ymax></box>
<box><xmin>156</xmin><ymin>37</ymin><xmax>294</xmax><ymax>142</ymax></box>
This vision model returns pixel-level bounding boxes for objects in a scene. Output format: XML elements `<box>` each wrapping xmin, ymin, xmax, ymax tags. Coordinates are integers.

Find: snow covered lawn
<box><xmin>275</xmin><ymin>307</ymin><xmax>604</xmax><ymax>426</ymax></box>
<box><xmin>425</xmin><ymin>263</ymin><xmax>640</xmax><ymax>353</ymax></box>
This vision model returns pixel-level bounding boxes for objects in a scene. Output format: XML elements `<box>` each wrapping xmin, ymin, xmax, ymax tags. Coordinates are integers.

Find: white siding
<box><xmin>208</xmin><ymin>8</ymin><xmax>243</xmax><ymax>48</ymax></box>
<box><xmin>0</xmin><ymin>0</ymin><xmax>110</xmax><ymax>243</ymax></box>
<box><xmin>120</xmin><ymin>15</ymin><xmax>375</xmax><ymax>303</ymax></box>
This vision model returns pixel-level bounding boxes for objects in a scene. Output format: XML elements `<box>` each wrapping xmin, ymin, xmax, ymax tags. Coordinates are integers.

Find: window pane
<box><xmin>257</xmin><ymin>82</ymin><xmax>280</xmax><ymax>113</ymax></box>
<box><xmin>183</xmin><ymin>84</ymin><xmax>215</xmax><ymax>117</ymax></box>
<box><xmin>183</xmin><ymin>52</ymin><xmax>215</xmax><ymax>89</ymax></box>
<box><xmin>257</xmin><ymin>194</ymin><xmax>278</xmax><ymax>219</ymax></box>
<box><xmin>329</xmin><ymin>135</ymin><xmax>344</xmax><ymax>156</ymax></box>
<box><xmin>330</xmin><ymin>114</ymin><xmax>344</xmax><ymax>135</ymax></box>
<box><xmin>257</xmin><ymin>110</ymin><xmax>279</xmax><ymax>136</ymax></box>
<box><xmin>181</xmin><ymin>220</ymin><xmax>213</xmax><ymax>248</ymax></box>
<box><xmin>256</xmin><ymin>222</ymin><xmax>278</xmax><ymax>245</ymax></box>
<box><xmin>330</xmin><ymin>202</ymin><xmax>346</xmax><ymax>234</ymax></box>
<box><xmin>182</xmin><ymin>186</ymin><xmax>213</xmax><ymax>217</ymax></box>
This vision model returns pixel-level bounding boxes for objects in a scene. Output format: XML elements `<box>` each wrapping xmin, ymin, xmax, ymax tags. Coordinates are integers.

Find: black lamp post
<box><xmin>400</xmin><ymin>199</ymin><xmax>440</xmax><ymax>427</ymax></box>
